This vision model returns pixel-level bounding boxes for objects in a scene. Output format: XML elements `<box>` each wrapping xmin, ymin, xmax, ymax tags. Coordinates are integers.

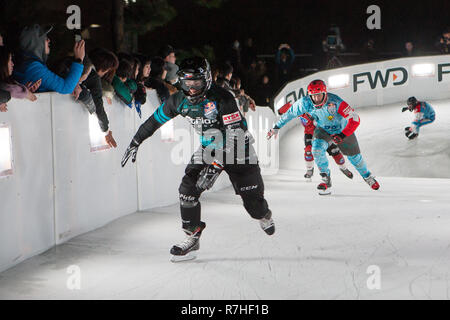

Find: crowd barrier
<box><xmin>0</xmin><ymin>89</ymin><xmax>279</xmax><ymax>272</ymax></box>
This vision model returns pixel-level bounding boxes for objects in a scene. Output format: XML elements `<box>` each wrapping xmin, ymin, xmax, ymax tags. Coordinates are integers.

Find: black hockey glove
<box><xmin>121</xmin><ymin>138</ymin><xmax>140</xmax><ymax>167</ymax></box>
<box><xmin>401</xmin><ymin>107</ymin><xmax>408</xmax><ymax>112</ymax></box>
<box><xmin>196</xmin><ymin>161</ymin><xmax>224</xmax><ymax>191</ymax></box>
<box><xmin>331</xmin><ymin>133</ymin><xmax>346</xmax><ymax>145</ymax></box>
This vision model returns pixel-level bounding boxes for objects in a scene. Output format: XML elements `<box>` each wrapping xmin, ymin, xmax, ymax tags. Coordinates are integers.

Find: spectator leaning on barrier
<box><xmin>13</xmin><ymin>24</ymin><xmax>85</xmax><ymax>94</ymax></box>
<box><xmin>131</xmin><ymin>55</ymin><xmax>147</xmax><ymax>112</ymax></box>
<box><xmin>0</xmin><ymin>46</ymin><xmax>40</xmax><ymax>105</ymax></box>
<box><xmin>404</xmin><ymin>41</ymin><xmax>417</xmax><ymax>57</ymax></box>
<box><xmin>144</xmin><ymin>56</ymin><xmax>170</xmax><ymax>104</ymax></box>
<box><xmin>89</xmin><ymin>47</ymin><xmax>119</xmax><ymax>106</ymax></box>
<box><xmin>436</xmin><ymin>27</ymin><xmax>450</xmax><ymax>54</ymax></box>
<box><xmin>159</xmin><ymin>45</ymin><xmax>179</xmax><ymax>85</ymax></box>
<box><xmin>112</xmin><ymin>58</ymin><xmax>136</xmax><ymax>107</ymax></box>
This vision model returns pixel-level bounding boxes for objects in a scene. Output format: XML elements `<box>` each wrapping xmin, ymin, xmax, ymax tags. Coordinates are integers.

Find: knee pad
<box><xmin>179</xmin><ymin>194</ymin><xmax>199</xmax><ymax>208</ymax></box>
<box><xmin>242</xmin><ymin>197</ymin><xmax>268</xmax><ymax>220</ymax></box>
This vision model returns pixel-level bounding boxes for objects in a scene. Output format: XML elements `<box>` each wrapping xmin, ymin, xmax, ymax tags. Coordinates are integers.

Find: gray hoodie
<box><xmin>19</xmin><ymin>24</ymin><xmax>52</xmax><ymax>63</ymax></box>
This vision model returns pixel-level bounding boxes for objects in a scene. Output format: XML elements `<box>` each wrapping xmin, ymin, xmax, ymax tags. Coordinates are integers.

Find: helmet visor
<box><xmin>180</xmin><ymin>78</ymin><xmax>206</xmax><ymax>95</ymax></box>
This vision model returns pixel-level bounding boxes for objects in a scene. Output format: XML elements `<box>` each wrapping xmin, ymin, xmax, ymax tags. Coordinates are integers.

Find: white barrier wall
<box><xmin>0</xmin><ymin>89</ymin><xmax>277</xmax><ymax>272</ymax></box>
<box><xmin>274</xmin><ymin>55</ymin><xmax>450</xmax><ymax>113</ymax></box>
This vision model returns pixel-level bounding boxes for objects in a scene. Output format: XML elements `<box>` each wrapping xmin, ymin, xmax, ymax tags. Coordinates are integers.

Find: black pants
<box><xmin>178</xmin><ymin>162</ymin><xmax>270</xmax><ymax>231</ymax></box>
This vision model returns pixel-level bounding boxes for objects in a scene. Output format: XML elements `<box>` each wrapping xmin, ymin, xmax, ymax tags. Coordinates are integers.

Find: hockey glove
<box><xmin>331</xmin><ymin>133</ymin><xmax>346</xmax><ymax>145</ymax></box>
<box><xmin>121</xmin><ymin>138</ymin><xmax>140</xmax><ymax>167</ymax></box>
<box><xmin>267</xmin><ymin>128</ymin><xmax>279</xmax><ymax>140</ymax></box>
<box><xmin>402</xmin><ymin>107</ymin><xmax>408</xmax><ymax>112</ymax></box>
<box><xmin>196</xmin><ymin>161</ymin><xmax>224</xmax><ymax>191</ymax></box>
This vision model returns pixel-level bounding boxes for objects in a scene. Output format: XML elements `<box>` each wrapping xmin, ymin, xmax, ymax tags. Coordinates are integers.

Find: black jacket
<box><xmin>82</xmin><ymin>70</ymin><xmax>110</xmax><ymax>132</ymax></box>
<box><xmin>0</xmin><ymin>89</ymin><xmax>11</xmax><ymax>104</ymax></box>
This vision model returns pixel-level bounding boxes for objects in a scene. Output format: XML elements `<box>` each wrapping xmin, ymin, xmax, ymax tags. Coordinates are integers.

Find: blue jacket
<box><xmin>14</xmin><ymin>54</ymin><xmax>83</xmax><ymax>94</ymax></box>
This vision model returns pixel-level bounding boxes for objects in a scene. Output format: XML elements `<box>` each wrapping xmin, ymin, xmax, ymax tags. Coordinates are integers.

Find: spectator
<box><xmin>230</xmin><ymin>76</ymin><xmax>256</xmax><ymax>117</ymax></box>
<box><xmin>0</xmin><ymin>89</ymin><xmax>11</xmax><ymax>112</ymax></box>
<box><xmin>112</xmin><ymin>58</ymin><xmax>136</xmax><ymax>107</ymax></box>
<box><xmin>0</xmin><ymin>31</ymin><xmax>4</xmax><ymax>46</ymax></box>
<box><xmin>254</xmin><ymin>75</ymin><xmax>273</xmax><ymax>106</ymax></box>
<box><xmin>13</xmin><ymin>24</ymin><xmax>85</xmax><ymax>94</ymax></box>
<box><xmin>60</xmin><ymin>51</ymin><xmax>117</xmax><ymax>148</ymax></box>
<box><xmin>403</xmin><ymin>41</ymin><xmax>417</xmax><ymax>57</ymax></box>
<box><xmin>144</xmin><ymin>56</ymin><xmax>170</xmax><ymax>103</ymax></box>
<box><xmin>241</xmin><ymin>37</ymin><xmax>257</xmax><ymax>70</ymax></box>
<box><xmin>215</xmin><ymin>61</ymin><xmax>234</xmax><ymax>91</ymax></box>
<box><xmin>436</xmin><ymin>27</ymin><xmax>450</xmax><ymax>54</ymax></box>
<box><xmin>159</xmin><ymin>45</ymin><xmax>179</xmax><ymax>85</ymax></box>
<box><xmin>361</xmin><ymin>38</ymin><xmax>377</xmax><ymax>62</ymax></box>
<box><xmin>89</xmin><ymin>47</ymin><xmax>119</xmax><ymax>106</ymax></box>
<box><xmin>275</xmin><ymin>44</ymin><xmax>295</xmax><ymax>87</ymax></box>
<box><xmin>131</xmin><ymin>55</ymin><xmax>147</xmax><ymax>112</ymax></box>
<box><xmin>228</xmin><ymin>40</ymin><xmax>242</xmax><ymax>76</ymax></box>
<box><xmin>244</xmin><ymin>60</ymin><xmax>258</xmax><ymax>97</ymax></box>
<box><xmin>0</xmin><ymin>46</ymin><xmax>40</xmax><ymax>105</ymax></box>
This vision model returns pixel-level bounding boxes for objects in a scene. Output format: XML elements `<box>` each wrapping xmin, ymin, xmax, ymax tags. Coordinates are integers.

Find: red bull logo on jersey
<box><xmin>204</xmin><ymin>101</ymin><xmax>217</xmax><ymax>115</ymax></box>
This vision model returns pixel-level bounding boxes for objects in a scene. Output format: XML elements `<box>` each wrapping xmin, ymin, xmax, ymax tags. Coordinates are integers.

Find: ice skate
<box><xmin>339</xmin><ymin>165</ymin><xmax>353</xmax><ymax>179</ymax></box>
<box><xmin>170</xmin><ymin>224</ymin><xmax>205</xmax><ymax>262</ymax></box>
<box><xmin>304</xmin><ymin>167</ymin><xmax>314</xmax><ymax>181</ymax></box>
<box><xmin>364</xmin><ymin>175</ymin><xmax>380</xmax><ymax>190</ymax></box>
<box><xmin>259</xmin><ymin>210</ymin><xmax>275</xmax><ymax>235</ymax></box>
<box><xmin>317</xmin><ymin>172</ymin><xmax>332</xmax><ymax>195</ymax></box>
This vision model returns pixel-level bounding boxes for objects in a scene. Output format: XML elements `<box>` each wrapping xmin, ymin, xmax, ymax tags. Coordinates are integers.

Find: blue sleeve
<box><xmin>29</xmin><ymin>61</ymin><xmax>83</xmax><ymax>94</ymax></box>
<box><xmin>274</xmin><ymin>98</ymin><xmax>305</xmax><ymax>129</ymax></box>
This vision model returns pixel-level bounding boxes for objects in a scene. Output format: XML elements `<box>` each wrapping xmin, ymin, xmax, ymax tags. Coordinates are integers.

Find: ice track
<box><xmin>1</xmin><ymin>99</ymin><xmax>450</xmax><ymax>299</ymax></box>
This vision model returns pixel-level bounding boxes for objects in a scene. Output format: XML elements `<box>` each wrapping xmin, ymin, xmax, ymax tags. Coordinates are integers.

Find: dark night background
<box><xmin>0</xmin><ymin>0</ymin><xmax>448</xmax><ymax>91</ymax></box>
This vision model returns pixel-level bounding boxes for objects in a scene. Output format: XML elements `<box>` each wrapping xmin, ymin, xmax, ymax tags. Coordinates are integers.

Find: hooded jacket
<box><xmin>13</xmin><ymin>24</ymin><xmax>83</xmax><ymax>94</ymax></box>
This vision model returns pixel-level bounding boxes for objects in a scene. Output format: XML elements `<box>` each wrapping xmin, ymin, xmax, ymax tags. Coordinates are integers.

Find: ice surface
<box><xmin>1</xmin><ymin>99</ymin><xmax>450</xmax><ymax>299</ymax></box>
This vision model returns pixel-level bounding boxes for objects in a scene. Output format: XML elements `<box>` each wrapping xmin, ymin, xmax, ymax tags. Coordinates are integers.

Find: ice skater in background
<box><xmin>402</xmin><ymin>96</ymin><xmax>435</xmax><ymax>140</ymax></box>
<box><xmin>278</xmin><ymin>101</ymin><xmax>353</xmax><ymax>181</ymax></box>
<box><xmin>268</xmin><ymin>80</ymin><xmax>380</xmax><ymax>195</ymax></box>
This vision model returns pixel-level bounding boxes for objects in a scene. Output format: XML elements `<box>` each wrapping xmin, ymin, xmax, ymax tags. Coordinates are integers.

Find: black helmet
<box><xmin>177</xmin><ymin>56</ymin><xmax>212</xmax><ymax>104</ymax></box>
<box><xmin>407</xmin><ymin>96</ymin><xmax>418</xmax><ymax>111</ymax></box>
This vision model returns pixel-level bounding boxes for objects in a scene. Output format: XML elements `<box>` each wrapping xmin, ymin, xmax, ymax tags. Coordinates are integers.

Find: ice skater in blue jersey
<box><xmin>267</xmin><ymin>79</ymin><xmax>380</xmax><ymax>195</ymax></box>
<box><xmin>402</xmin><ymin>96</ymin><xmax>436</xmax><ymax>140</ymax></box>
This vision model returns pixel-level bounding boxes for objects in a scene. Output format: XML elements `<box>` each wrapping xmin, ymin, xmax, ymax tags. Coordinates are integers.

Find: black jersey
<box><xmin>133</xmin><ymin>84</ymin><xmax>252</xmax><ymax>154</ymax></box>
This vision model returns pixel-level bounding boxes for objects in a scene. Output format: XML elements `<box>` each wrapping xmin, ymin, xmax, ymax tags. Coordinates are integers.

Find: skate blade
<box><xmin>318</xmin><ymin>188</ymin><xmax>332</xmax><ymax>195</ymax></box>
<box><xmin>170</xmin><ymin>252</ymin><xmax>197</xmax><ymax>263</ymax></box>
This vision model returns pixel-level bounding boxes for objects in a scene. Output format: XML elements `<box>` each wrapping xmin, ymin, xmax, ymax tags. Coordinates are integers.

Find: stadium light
<box><xmin>412</xmin><ymin>63</ymin><xmax>435</xmax><ymax>77</ymax></box>
<box><xmin>89</xmin><ymin>114</ymin><xmax>110</xmax><ymax>152</ymax></box>
<box><xmin>328</xmin><ymin>74</ymin><xmax>350</xmax><ymax>89</ymax></box>
<box><xmin>0</xmin><ymin>124</ymin><xmax>13</xmax><ymax>177</ymax></box>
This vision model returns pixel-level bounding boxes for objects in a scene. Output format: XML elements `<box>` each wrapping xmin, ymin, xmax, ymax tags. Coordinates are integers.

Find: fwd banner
<box><xmin>353</xmin><ymin>67</ymin><xmax>408</xmax><ymax>92</ymax></box>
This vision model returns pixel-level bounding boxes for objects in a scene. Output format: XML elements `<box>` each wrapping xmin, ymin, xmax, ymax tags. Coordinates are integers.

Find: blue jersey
<box><xmin>275</xmin><ymin>93</ymin><xmax>360</xmax><ymax>136</ymax></box>
<box><xmin>414</xmin><ymin>102</ymin><xmax>435</xmax><ymax>121</ymax></box>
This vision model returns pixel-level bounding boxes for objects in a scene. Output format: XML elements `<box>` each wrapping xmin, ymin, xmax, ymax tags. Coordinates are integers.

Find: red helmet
<box><xmin>307</xmin><ymin>79</ymin><xmax>327</xmax><ymax>108</ymax></box>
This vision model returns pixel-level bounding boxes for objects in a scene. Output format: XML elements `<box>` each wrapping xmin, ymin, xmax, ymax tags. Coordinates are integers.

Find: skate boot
<box><xmin>364</xmin><ymin>175</ymin><xmax>380</xmax><ymax>190</ymax></box>
<box><xmin>317</xmin><ymin>172</ymin><xmax>332</xmax><ymax>195</ymax></box>
<box><xmin>259</xmin><ymin>210</ymin><xmax>275</xmax><ymax>235</ymax></box>
<box><xmin>304</xmin><ymin>167</ymin><xmax>314</xmax><ymax>181</ymax></box>
<box><xmin>170</xmin><ymin>222</ymin><xmax>206</xmax><ymax>262</ymax></box>
<box><xmin>339</xmin><ymin>165</ymin><xmax>353</xmax><ymax>179</ymax></box>
<box><xmin>405</xmin><ymin>127</ymin><xmax>418</xmax><ymax>140</ymax></box>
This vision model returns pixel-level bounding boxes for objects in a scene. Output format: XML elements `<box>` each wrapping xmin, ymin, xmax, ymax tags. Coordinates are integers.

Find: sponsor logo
<box><xmin>240</xmin><ymin>185</ymin><xmax>258</xmax><ymax>191</ymax></box>
<box><xmin>438</xmin><ymin>63</ymin><xmax>450</xmax><ymax>82</ymax></box>
<box><xmin>327</xmin><ymin>102</ymin><xmax>337</xmax><ymax>115</ymax></box>
<box><xmin>353</xmin><ymin>67</ymin><xmax>408</xmax><ymax>92</ymax></box>
<box><xmin>186</xmin><ymin>116</ymin><xmax>218</xmax><ymax>125</ymax></box>
<box><xmin>204</xmin><ymin>101</ymin><xmax>217</xmax><ymax>115</ymax></box>
<box><xmin>222</xmin><ymin>111</ymin><xmax>242</xmax><ymax>125</ymax></box>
